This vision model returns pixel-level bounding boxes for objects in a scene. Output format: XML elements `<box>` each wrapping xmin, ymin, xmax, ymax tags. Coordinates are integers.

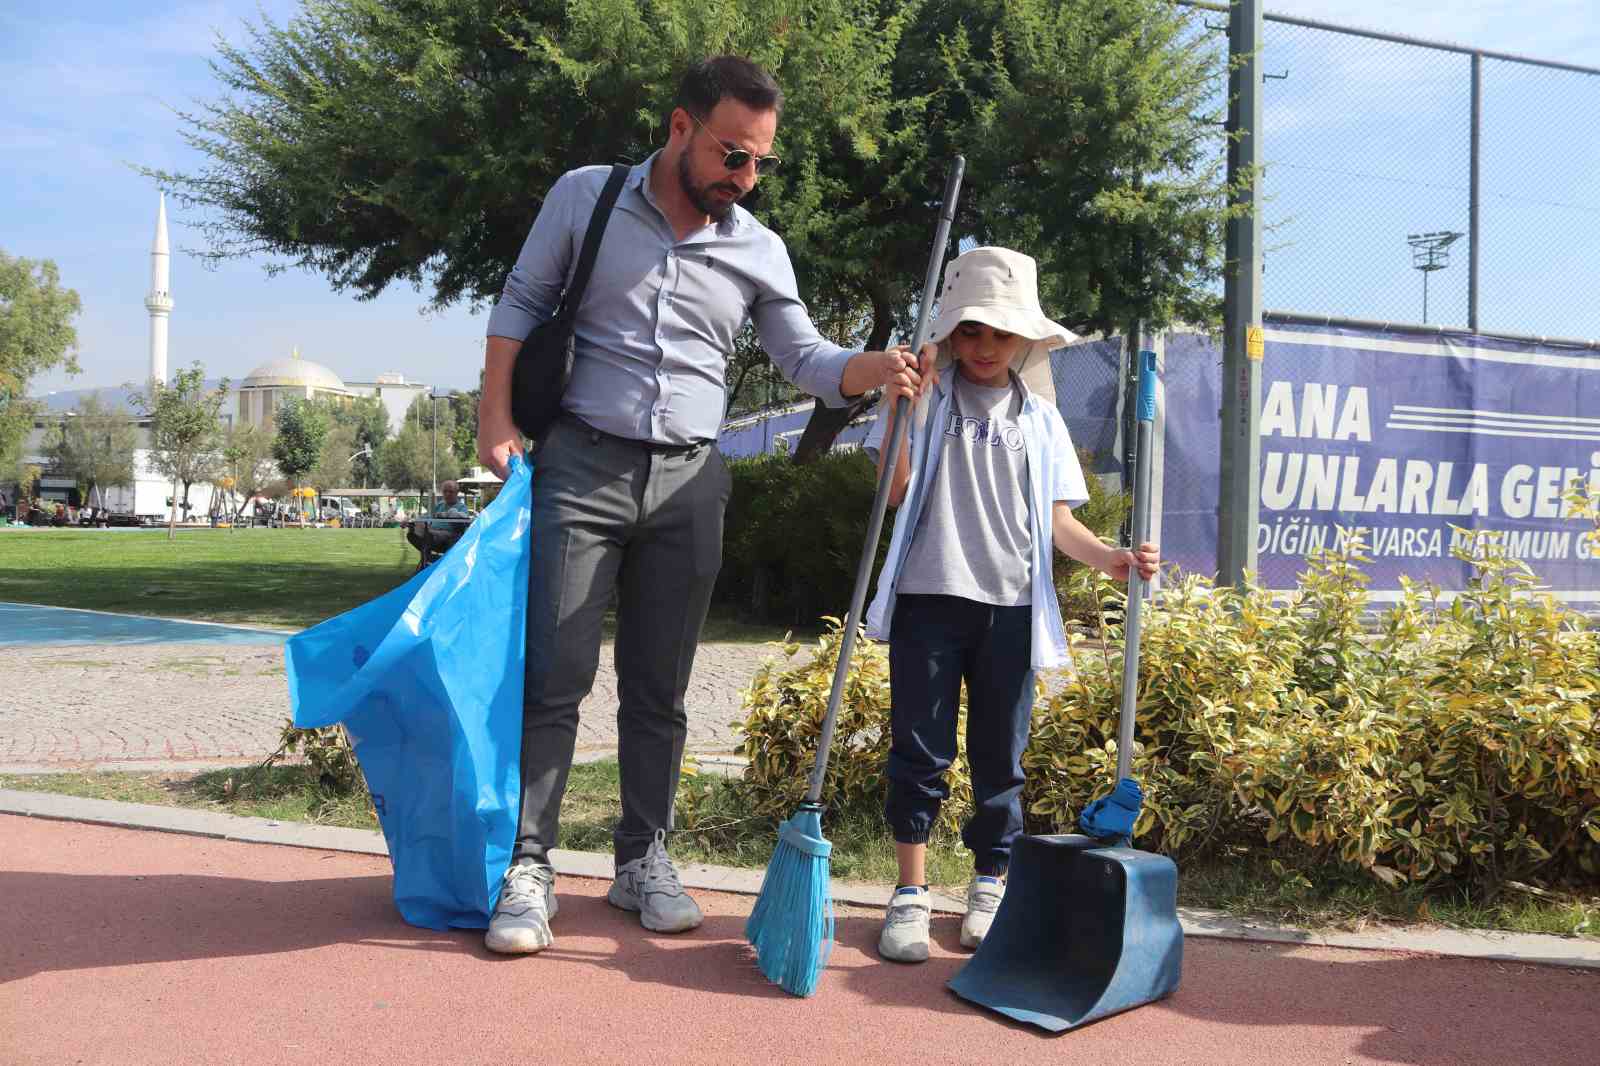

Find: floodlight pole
<box><xmin>1407</xmin><ymin>231</ymin><xmax>1464</xmax><ymax>325</ymax></box>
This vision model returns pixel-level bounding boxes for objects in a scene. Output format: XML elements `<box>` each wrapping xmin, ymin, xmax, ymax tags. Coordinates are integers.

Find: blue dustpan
<box><xmin>946</xmin><ymin>833</ymin><xmax>1182</xmax><ymax>1030</ymax></box>
<box><xmin>949</xmin><ymin>348</ymin><xmax>1183</xmax><ymax>1031</ymax></box>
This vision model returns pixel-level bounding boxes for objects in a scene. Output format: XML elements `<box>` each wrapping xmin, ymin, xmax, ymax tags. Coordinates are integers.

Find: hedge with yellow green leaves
<box><xmin>729</xmin><ymin>535</ymin><xmax>1599</xmax><ymax>891</ymax></box>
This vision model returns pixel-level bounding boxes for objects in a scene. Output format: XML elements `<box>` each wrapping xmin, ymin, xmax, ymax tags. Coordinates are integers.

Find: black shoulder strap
<box><xmin>557</xmin><ymin>163</ymin><xmax>630</xmax><ymax>321</ymax></box>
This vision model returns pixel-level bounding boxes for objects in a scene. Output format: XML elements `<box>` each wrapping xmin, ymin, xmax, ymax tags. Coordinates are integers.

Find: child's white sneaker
<box><xmin>960</xmin><ymin>875</ymin><xmax>1005</xmax><ymax>949</ymax></box>
<box><xmin>877</xmin><ymin>885</ymin><xmax>932</xmax><ymax>963</ymax></box>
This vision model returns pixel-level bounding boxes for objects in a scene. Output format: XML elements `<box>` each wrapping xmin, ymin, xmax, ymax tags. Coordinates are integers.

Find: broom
<box><xmin>745</xmin><ymin>156</ymin><xmax>966</xmax><ymax>997</ymax></box>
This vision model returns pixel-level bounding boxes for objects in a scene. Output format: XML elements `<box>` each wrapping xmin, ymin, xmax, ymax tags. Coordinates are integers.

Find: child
<box><xmin>863</xmin><ymin>246</ymin><xmax>1159</xmax><ymax>962</ymax></box>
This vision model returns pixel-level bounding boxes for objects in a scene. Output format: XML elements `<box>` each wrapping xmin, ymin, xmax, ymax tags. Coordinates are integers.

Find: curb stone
<box><xmin>2</xmin><ymin>788</ymin><xmax>1596</xmax><ymax>971</ymax></box>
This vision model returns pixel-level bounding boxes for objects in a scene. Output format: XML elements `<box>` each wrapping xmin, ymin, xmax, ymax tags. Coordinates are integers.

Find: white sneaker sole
<box><xmin>484</xmin><ymin>924</ymin><xmax>553</xmax><ymax>954</ymax></box>
<box><xmin>878</xmin><ymin>937</ymin><xmax>930</xmax><ymax>964</ymax></box>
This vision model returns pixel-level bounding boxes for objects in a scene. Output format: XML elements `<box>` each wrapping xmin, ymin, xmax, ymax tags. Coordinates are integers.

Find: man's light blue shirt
<box><xmin>487</xmin><ymin>154</ymin><xmax>859</xmax><ymax>445</ymax></box>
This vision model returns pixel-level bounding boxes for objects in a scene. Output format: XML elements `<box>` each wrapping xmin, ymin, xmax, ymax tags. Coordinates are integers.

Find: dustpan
<box><xmin>948</xmin><ymin>345</ymin><xmax>1183</xmax><ymax>1031</ymax></box>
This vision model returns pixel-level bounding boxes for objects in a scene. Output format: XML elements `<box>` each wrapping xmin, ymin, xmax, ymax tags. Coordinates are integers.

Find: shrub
<box><xmin>716</xmin><ymin>450</ymin><xmax>894</xmax><ymax>626</ymax></box>
<box><xmin>726</xmin><ymin>619</ymin><xmax>973</xmax><ymax>837</ymax></box>
<box><xmin>266</xmin><ymin>721</ymin><xmax>365</xmax><ymax>795</ymax></box>
<box><xmin>723</xmin><ymin>534</ymin><xmax>1600</xmax><ymax>893</ymax></box>
<box><xmin>1052</xmin><ymin>449</ymin><xmax>1132</xmax><ymax>626</ymax></box>
<box><xmin>718</xmin><ymin>446</ymin><xmax>1127</xmax><ymax>627</ymax></box>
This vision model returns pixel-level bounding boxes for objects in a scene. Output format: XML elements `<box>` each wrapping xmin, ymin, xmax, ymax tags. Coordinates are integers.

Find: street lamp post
<box><xmin>350</xmin><ymin>445</ymin><xmax>373</xmax><ymax>490</ymax></box>
<box><xmin>429</xmin><ymin>388</ymin><xmax>458</xmax><ymax>514</ymax></box>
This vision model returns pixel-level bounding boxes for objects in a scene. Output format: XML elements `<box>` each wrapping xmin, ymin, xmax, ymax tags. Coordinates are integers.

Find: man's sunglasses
<box><xmin>689</xmin><ymin>111</ymin><xmax>782</xmax><ymax>176</ymax></box>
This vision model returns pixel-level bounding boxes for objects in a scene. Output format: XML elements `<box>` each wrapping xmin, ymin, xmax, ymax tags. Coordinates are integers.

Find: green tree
<box><xmin>315</xmin><ymin>394</ymin><xmax>389</xmax><ymax>486</ymax></box>
<box><xmin>448</xmin><ymin>377</ymin><xmax>482</xmax><ymax>468</ymax></box>
<box><xmin>1</xmin><ymin>251</ymin><xmax>82</xmax><ymax>475</ymax></box>
<box><xmin>134</xmin><ymin>363</ymin><xmax>230</xmax><ymax>539</ymax></box>
<box><xmin>272</xmin><ymin>397</ymin><xmax>330</xmax><ymax>488</ymax></box>
<box><xmin>158</xmin><ymin>0</ymin><xmax>1229</xmax><ymax>458</ymax></box>
<box><xmin>45</xmin><ymin>391</ymin><xmax>139</xmax><ymax>509</ymax></box>
<box><xmin>382</xmin><ymin>394</ymin><xmax>462</xmax><ymax>495</ymax></box>
<box><xmin>792</xmin><ymin>0</ymin><xmax>1233</xmax><ymax>457</ymax></box>
<box><xmin>220</xmin><ymin>420</ymin><xmax>276</xmax><ymax>516</ymax></box>
<box><xmin>308</xmin><ymin>421</ymin><xmax>359</xmax><ymax>492</ymax></box>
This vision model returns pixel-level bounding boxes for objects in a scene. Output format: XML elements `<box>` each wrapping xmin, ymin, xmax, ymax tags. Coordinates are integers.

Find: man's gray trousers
<box><xmin>514</xmin><ymin>415</ymin><xmax>731</xmax><ymax>867</ymax></box>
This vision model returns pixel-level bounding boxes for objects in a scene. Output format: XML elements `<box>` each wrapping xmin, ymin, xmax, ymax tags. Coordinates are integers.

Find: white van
<box><xmin>318</xmin><ymin>496</ymin><xmax>361</xmax><ymax>522</ymax></box>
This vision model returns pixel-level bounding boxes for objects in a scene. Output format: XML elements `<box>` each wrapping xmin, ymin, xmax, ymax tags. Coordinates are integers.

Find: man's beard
<box><xmin>678</xmin><ymin>152</ymin><xmax>743</xmax><ymax>220</ymax></box>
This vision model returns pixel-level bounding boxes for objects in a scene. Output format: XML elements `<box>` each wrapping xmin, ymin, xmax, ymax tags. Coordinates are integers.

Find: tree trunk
<box><xmin>791</xmin><ymin>301</ymin><xmax>895</xmax><ymax>464</ymax></box>
<box><xmin>168</xmin><ymin>472</ymin><xmax>180</xmax><ymax>541</ymax></box>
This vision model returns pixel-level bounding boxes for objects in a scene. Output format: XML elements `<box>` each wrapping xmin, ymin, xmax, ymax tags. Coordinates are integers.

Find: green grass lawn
<box><xmin>0</xmin><ymin>528</ymin><xmax>417</xmax><ymax>630</ymax></box>
<box><xmin>4</xmin><ymin>761</ymin><xmax>1593</xmax><ymax>939</ymax></box>
<box><xmin>0</xmin><ymin>527</ymin><xmax>801</xmax><ymax>640</ymax></box>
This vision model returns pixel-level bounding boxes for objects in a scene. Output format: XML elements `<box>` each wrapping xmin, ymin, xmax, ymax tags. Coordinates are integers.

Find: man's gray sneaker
<box><xmin>877</xmin><ymin>885</ymin><xmax>931</xmax><ymax>963</ymax></box>
<box><xmin>607</xmin><ymin>828</ymin><xmax>704</xmax><ymax>933</ymax></box>
<box><xmin>960</xmin><ymin>875</ymin><xmax>1005</xmax><ymax>949</ymax></box>
<box><xmin>485</xmin><ymin>861</ymin><xmax>558</xmax><ymax>955</ymax></box>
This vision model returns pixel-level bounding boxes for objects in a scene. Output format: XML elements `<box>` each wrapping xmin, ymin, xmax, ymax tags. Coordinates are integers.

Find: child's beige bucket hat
<box><xmin>925</xmin><ymin>246</ymin><xmax>1076</xmax><ymax>401</ymax></box>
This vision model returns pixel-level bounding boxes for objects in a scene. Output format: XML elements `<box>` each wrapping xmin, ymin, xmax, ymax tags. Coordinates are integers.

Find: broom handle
<box><xmin>1116</xmin><ymin>336</ymin><xmax>1158</xmax><ymax>782</ymax></box>
<box><xmin>805</xmin><ymin>156</ymin><xmax>965</xmax><ymax>804</ymax></box>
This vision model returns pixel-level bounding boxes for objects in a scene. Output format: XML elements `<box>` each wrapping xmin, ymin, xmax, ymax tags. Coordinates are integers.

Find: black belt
<box><xmin>561</xmin><ymin>412</ymin><xmax>713</xmax><ymax>456</ymax></box>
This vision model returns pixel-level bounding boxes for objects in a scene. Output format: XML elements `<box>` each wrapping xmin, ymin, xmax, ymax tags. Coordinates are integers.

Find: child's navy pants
<box><xmin>885</xmin><ymin>593</ymin><xmax>1035</xmax><ymax>876</ymax></box>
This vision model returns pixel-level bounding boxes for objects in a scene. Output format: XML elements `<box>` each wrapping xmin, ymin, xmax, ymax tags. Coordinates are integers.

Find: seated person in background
<box><xmin>408</xmin><ymin>481</ymin><xmax>473</xmax><ymax>563</ymax></box>
<box><xmin>433</xmin><ymin>480</ymin><xmax>472</xmax><ymax>518</ymax></box>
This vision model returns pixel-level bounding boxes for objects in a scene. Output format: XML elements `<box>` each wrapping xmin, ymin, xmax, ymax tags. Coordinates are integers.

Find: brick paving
<box><xmin>0</xmin><ymin>639</ymin><xmax>781</xmax><ymax>770</ymax></box>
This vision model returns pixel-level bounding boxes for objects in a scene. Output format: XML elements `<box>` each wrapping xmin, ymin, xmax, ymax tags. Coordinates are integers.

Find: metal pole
<box><xmin>430</xmin><ymin>394</ymin><xmax>437</xmax><ymax>512</ymax></box>
<box><xmin>1469</xmin><ymin>52</ymin><xmax>1482</xmax><ymax>331</ymax></box>
<box><xmin>804</xmin><ymin>156</ymin><xmax>964</xmax><ymax>805</ymax></box>
<box><xmin>1219</xmin><ymin>0</ymin><xmax>1263</xmax><ymax>588</ymax></box>
<box><xmin>1119</xmin><ymin>347</ymin><xmax>1157</xmax><ymax>783</ymax></box>
<box><xmin>1122</xmin><ymin>321</ymin><xmax>1140</xmax><ymax>545</ymax></box>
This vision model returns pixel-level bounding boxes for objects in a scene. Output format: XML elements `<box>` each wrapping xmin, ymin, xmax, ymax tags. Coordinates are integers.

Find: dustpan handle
<box><xmin>1116</xmin><ymin>340</ymin><xmax>1158</xmax><ymax>783</ymax></box>
<box><xmin>805</xmin><ymin>156</ymin><xmax>966</xmax><ymax>804</ymax></box>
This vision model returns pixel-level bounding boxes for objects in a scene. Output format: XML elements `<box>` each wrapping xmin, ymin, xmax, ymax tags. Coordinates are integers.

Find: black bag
<box><xmin>510</xmin><ymin>163</ymin><xmax>630</xmax><ymax>441</ymax></box>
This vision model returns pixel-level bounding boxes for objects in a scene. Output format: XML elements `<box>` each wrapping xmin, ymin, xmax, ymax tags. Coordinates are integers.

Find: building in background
<box><xmin>344</xmin><ymin>372</ymin><xmax>432</xmax><ymax>436</ymax></box>
<box><xmin>234</xmin><ymin>348</ymin><xmax>353</xmax><ymax>428</ymax></box>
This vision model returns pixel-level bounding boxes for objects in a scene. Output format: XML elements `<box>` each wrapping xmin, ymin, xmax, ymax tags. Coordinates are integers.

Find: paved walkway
<box><xmin>3</xmin><ymin>814</ymin><xmax>1595</xmax><ymax>1066</ymax></box>
<box><xmin>0</xmin><ymin>603</ymin><xmax>782</xmax><ymax>769</ymax></box>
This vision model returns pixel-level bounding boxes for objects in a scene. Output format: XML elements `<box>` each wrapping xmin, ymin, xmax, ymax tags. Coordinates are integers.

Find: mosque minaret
<box><xmin>144</xmin><ymin>193</ymin><xmax>173</xmax><ymax>387</ymax></box>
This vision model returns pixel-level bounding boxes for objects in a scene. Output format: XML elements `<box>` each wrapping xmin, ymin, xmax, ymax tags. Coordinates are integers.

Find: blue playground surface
<box><xmin>0</xmin><ymin>602</ymin><xmax>290</xmax><ymax>646</ymax></box>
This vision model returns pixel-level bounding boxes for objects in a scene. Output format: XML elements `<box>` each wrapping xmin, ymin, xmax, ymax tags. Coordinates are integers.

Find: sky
<box><xmin>4</xmin><ymin>1</ymin><xmax>1597</xmax><ymax>401</ymax></box>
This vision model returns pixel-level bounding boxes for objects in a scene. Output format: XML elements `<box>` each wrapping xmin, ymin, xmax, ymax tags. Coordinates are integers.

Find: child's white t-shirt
<box><xmin>896</xmin><ymin>373</ymin><xmax>1034</xmax><ymax>606</ymax></box>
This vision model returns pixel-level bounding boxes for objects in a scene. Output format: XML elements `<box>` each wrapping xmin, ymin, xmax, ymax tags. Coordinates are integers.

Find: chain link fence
<box><xmin>1248</xmin><ymin>11</ymin><xmax>1600</xmax><ymax>340</ymax></box>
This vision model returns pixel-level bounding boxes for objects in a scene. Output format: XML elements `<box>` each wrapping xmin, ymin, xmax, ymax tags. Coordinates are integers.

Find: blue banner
<box><xmin>1159</xmin><ymin>324</ymin><xmax>1600</xmax><ymax>604</ymax></box>
<box><xmin>718</xmin><ymin>402</ymin><xmax>871</xmax><ymax>459</ymax></box>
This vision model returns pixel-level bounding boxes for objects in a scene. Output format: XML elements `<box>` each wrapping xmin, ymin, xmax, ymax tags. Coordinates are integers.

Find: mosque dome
<box><xmin>240</xmin><ymin>348</ymin><xmax>348</xmax><ymax>392</ymax></box>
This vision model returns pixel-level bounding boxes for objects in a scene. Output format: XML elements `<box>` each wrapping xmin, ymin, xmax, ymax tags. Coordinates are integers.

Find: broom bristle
<box><xmin>745</xmin><ymin>806</ymin><xmax>834</xmax><ymax>997</ymax></box>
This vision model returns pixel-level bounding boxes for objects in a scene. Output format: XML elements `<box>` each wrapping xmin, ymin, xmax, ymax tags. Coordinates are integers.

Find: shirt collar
<box><xmin>635</xmin><ymin>150</ymin><xmax>745</xmax><ymax>238</ymax></box>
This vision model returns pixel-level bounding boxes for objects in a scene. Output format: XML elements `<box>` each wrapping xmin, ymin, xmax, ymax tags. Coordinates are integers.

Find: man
<box><xmin>476</xmin><ymin>55</ymin><xmax>925</xmax><ymax>955</ymax></box>
<box><xmin>433</xmin><ymin>481</ymin><xmax>471</xmax><ymax>517</ymax></box>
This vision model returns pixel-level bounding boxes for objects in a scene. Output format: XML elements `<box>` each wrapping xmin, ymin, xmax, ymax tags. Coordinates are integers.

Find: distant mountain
<box><xmin>31</xmin><ymin>381</ymin><xmax>227</xmax><ymax>414</ymax></box>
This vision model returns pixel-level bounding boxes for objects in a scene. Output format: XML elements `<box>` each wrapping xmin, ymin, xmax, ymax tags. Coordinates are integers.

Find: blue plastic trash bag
<box><xmin>286</xmin><ymin>456</ymin><xmax>532</xmax><ymax>931</ymax></box>
<box><xmin>1079</xmin><ymin>776</ymin><xmax>1144</xmax><ymax>845</ymax></box>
